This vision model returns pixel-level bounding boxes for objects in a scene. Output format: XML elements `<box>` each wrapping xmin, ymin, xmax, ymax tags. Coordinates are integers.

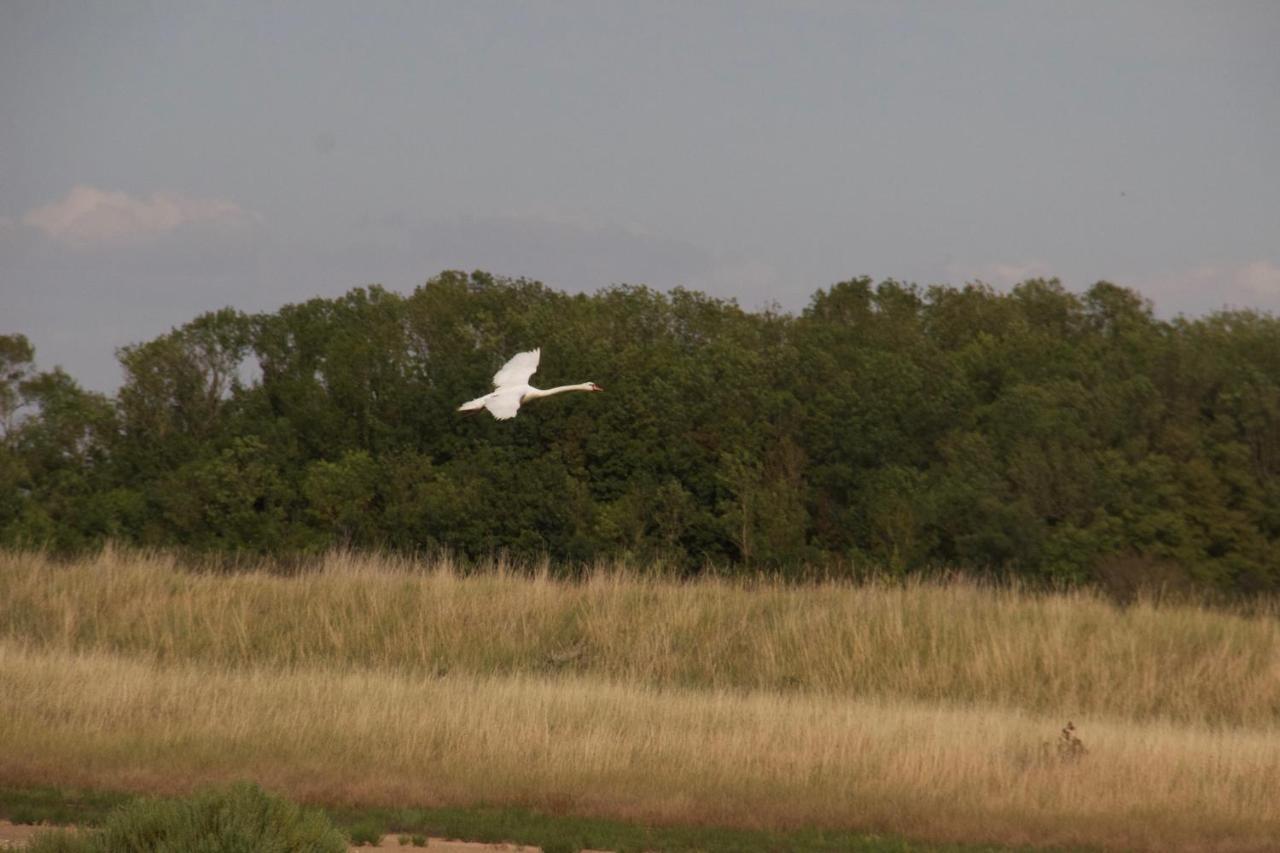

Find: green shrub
<box><xmin>345</xmin><ymin>817</ymin><xmax>383</xmax><ymax>846</ymax></box>
<box><xmin>27</xmin><ymin>782</ymin><xmax>346</xmax><ymax>853</ymax></box>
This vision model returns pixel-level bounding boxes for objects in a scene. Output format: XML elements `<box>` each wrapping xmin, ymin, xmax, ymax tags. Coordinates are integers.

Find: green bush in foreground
<box><xmin>345</xmin><ymin>817</ymin><xmax>383</xmax><ymax>846</ymax></box>
<box><xmin>27</xmin><ymin>782</ymin><xmax>347</xmax><ymax>853</ymax></box>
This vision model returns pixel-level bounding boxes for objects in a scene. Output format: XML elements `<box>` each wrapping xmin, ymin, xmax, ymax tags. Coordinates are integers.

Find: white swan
<box><xmin>457</xmin><ymin>348</ymin><xmax>602</xmax><ymax>420</ymax></box>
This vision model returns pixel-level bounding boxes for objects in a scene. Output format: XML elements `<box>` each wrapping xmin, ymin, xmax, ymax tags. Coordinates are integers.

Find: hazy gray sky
<box><xmin>3</xmin><ymin>1</ymin><xmax>1278</xmax><ymax>391</ymax></box>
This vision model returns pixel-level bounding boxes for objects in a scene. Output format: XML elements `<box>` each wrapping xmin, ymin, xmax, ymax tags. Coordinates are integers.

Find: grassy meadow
<box><xmin>2</xmin><ymin>547</ymin><xmax>1279</xmax><ymax>851</ymax></box>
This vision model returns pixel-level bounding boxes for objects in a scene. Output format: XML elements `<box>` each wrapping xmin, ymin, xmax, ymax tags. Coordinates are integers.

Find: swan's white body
<box><xmin>458</xmin><ymin>348</ymin><xmax>602</xmax><ymax>420</ymax></box>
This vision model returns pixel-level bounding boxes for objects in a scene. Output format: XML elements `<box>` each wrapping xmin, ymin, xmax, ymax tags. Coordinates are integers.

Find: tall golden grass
<box><xmin>2</xmin><ymin>547</ymin><xmax>1279</xmax><ymax>850</ymax></box>
<box><xmin>2</xmin><ymin>547</ymin><xmax>1277</xmax><ymax>725</ymax></box>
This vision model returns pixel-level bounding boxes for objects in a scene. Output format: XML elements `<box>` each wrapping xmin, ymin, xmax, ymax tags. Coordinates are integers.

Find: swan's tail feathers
<box><xmin>458</xmin><ymin>394</ymin><xmax>488</xmax><ymax>413</ymax></box>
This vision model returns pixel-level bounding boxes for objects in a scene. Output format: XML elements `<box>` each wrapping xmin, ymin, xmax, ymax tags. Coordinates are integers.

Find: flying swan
<box><xmin>458</xmin><ymin>348</ymin><xmax>602</xmax><ymax>420</ymax></box>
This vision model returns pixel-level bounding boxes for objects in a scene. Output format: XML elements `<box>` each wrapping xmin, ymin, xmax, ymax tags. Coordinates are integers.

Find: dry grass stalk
<box><xmin>3</xmin><ymin>546</ymin><xmax>1279</xmax><ymax>850</ymax></box>
<box><xmin>1</xmin><ymin>641</ymin><xmax>1278</xmax><ymax>852</ymax></box>
<box><xmin>1</xmin><ymin>547</ymin><xmax>1276</xmax><ymax>726</ymax></box>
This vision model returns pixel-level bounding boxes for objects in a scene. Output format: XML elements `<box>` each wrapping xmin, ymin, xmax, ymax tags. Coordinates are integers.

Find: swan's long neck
<box><xmin>525</xmin><ymin>383</ymin><xmax>594</xmax><ymax>400</ymax></box>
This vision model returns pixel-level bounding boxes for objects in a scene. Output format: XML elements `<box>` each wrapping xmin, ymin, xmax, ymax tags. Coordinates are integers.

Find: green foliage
<box><xmin>319</xmin><ymin>802</ymin><xmax>1049</xmax><ymax>853</ymax></box>
<box><xmin>540</xmin><ymin>840</ymin><xmax>575</xmax><ymax>853</ymax></box>
<box><xmin>25</xmin><ymin>782</ymin><xmax>346</xmax><ymax>853</ymax></box>
<box><xmin>344</xmin><ymin>817</ymin><xmax>384</xmax><ymax>846</ymax></box>
<box><xmin>0</xmin><ymin>784</ymin><xmax>131</xmax><ymax>827</ymax></box>
<box><xmin>3</xmin><ymin>785</ymin><xmax>1066</xmax><ymax>853</ymax></box>
<box><xmin>0</xmin><ymin>333</ymin><xmax>37</xmax><ymax>443</ymax></box>
<box><xmin>4</xmin><ymin>271</ymin><xmax>1279</xmax><ymax>591</ymax></box>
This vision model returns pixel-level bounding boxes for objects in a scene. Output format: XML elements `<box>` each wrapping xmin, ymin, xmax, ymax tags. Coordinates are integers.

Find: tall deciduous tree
<box><xmin>2</xmin><ymin>271</ymin><xmax>1277</xmax><ymax>592</ymax></box>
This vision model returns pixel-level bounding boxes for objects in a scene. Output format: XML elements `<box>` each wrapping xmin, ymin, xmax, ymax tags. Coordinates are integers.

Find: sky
<box><xmin>2</xmin><ymin>1</ymin><xmax>1278</xmax><ymax>392</ymax></box>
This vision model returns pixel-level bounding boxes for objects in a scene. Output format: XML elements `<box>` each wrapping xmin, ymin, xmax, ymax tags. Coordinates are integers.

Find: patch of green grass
<box><xmin>23</xmin><ymin>782</ymin><xmax>345</xmax><ymax>853</ymax></box>
<box><xmin>539</xmin><ymin>841</ymin><xmax>574</xmax><ymax>853</ymax></box>
<box><xmin>1</xmin><ymin>785</ymin><xmax>1093</xmax><ymax>853</ymax></box>
<box><xmin>345</xmin><ymin>816</ymin><xmax>383</xmax><ymax>846</ymax></box>
<box><xmin>8</xmin><ymin>807</ymin><xmax>39</xmax><ymax>825</ymax></box>
<box><xmin>0</xmin><ymin>786</ymin><xmax>132</xmax><ymax>827</ymax></box>
<box><xmin>321</xmin><ymin>802</ymin><xmax>1090</xmax><ymax>853</ymax></box>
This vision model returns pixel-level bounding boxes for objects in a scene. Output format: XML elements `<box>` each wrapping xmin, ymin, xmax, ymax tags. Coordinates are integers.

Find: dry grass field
<box><xmin>2</xmin><ymin>547</ymin><xmax>1279</xmax><ymax>851</ymax></box>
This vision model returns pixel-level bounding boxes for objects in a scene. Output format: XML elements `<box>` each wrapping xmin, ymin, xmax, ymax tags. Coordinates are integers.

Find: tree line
<box><xmin>2</xmin><ymin>271</ymin><xmax>1277</xmax><ymax>591</ymax></box>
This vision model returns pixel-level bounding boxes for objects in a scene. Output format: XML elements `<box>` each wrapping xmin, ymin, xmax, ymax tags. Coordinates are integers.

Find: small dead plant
<box><xmin>1041</xmin><ymin>720</ymin><xmax>1088</xmax><ymax>765</ymax></box>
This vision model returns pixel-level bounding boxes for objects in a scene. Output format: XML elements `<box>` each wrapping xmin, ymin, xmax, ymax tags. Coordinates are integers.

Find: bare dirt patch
<box><xmin>359</xmin><ymin>836</ymin><xmax>541</xmax><ymax>852</ymax></box>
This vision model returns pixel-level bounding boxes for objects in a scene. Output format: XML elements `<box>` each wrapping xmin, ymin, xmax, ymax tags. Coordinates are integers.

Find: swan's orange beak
<box><xmin>590</xmin><ymin>383</ymin><xmax>604</xmax><ymax>392</ymax></box>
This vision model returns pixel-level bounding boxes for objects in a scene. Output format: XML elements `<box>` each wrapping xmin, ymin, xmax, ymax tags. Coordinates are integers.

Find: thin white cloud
<box><xmin>341</xmin><ymin>212</ymin><xmax>710</xmax><ymax>295</ymax></box>
<box><xmin>686</xmin><ymin>257</ymin><xmax>781</xmax><ymax>304</ymax></box>
<box><xmin>945</xmin><ymin>259</ymin><xmax>1054</xmax><ymax>288</ymax></box>
<box><xmin>1132</xmin><ymin>260</ymin><xmax>1280</xmax><ymax>315</ymax></box>
<box><xmin>1174</xmin><ymin>261</ymin><xmax>1280</xmax><ymax>299</ymax></box>
<box><xmin>22</xmin><ymin>185</ymin><xmax>259</xmax><ymax>249</ymax></box>
<box><xmin>1236</xmin><ymin>260</ymin><xmax>1280</xmax><ymax>297</ymax></box>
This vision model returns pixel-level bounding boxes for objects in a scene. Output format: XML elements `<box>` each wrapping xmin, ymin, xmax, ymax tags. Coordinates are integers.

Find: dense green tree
<box><xmin>0</xmin><ymin>337</ymin><xmax>117</xmax><ymax>548</ymax></box>
<box><xmin>3</xmin><ymin>272</ymin><xmax>1278</xmax><ymax>591</ymax></box>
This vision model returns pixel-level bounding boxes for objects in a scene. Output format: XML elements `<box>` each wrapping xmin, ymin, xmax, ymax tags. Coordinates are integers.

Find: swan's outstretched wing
<box><xmin>457</xmin><ymin>393</ymin><xmax>489</xmax><ymax>413</ymax></box>
<box><xmin>492</xmin><ymin>348</ymin><xmax>540</xmax><ymax>389</ymax></box>
<box><xmin>484</xmin><ymin>389</ymin><xmax>524</xmax><ymax>420</ymax></box>
<box><xmin>457</xmin><ymin>389</ymin><xmax>524</xmax><ymax>419</ymax></box>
